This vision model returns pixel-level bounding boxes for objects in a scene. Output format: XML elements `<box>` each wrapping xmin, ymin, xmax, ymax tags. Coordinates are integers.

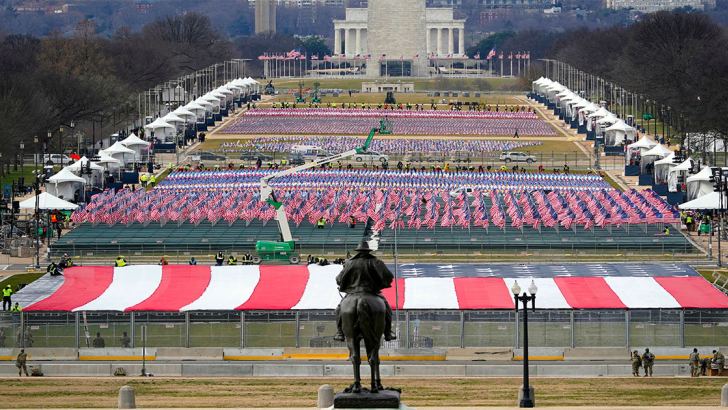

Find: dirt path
<box><xmin>0</xmin><ymin>377</ymin><xmax>722</xmax><ymax>408</ymax></box>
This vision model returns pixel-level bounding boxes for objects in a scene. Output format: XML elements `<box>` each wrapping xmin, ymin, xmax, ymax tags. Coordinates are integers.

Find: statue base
<box><xmin>333</xmin><ymin>388</ymin><xmax>401</xmax><ymax>409</ymax></box>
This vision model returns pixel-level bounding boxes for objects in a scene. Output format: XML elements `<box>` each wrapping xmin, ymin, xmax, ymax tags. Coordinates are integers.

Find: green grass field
<box><xmin>270</xmin><ymin>77</ymin><xmax>522</xmax><ymax>92</ymax></box>
<box><xmin>0</xmin><ymin>273</ymin><xmax>45</xmax><ymax>295</ymax></box>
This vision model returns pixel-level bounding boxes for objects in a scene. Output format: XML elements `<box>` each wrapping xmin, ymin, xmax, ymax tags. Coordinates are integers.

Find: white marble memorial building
<box><xmin>332</xmin><ymin>1</ymin><xmax>466</xmax><ymax>77</ymax></box>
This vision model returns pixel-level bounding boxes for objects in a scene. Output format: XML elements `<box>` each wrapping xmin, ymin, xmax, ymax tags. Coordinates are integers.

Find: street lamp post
<box><xmin>59</xmin><ymin>125</ymin><xmax>64</xmax><ymax>162</ymax></box>
<box><xmin>33</xmin><ymin>135</ymin><xmax>40</xmax><ymax>268</ymax></box>
<box><xmin>512</xmin><ymin>280</ymin><xmax>538</xmax><ymax>408</ymax></box>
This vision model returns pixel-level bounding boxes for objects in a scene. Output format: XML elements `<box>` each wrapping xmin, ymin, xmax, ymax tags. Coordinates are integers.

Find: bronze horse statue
<box><xmin>340</xmin><ymin>292</ymin><xmax>387</xmax><ymax>393</ymax></box>
<box><xmin>334</xmin><ymin>241</ymin><xmax>395</xmax><ymax>394</ymax></box>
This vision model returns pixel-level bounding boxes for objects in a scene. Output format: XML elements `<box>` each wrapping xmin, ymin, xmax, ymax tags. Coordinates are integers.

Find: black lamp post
<box><xmin>33</xmin><ymin>135</ymin><xmax>41</xmax><ymax>268</ymax></box>
<box><xmin>512</xmin><ymin>279</ymin><xmax>538</xmax><ymax>408</ymax></box>
<box><xmin>59</xmin><ymin>125</ymin><xmax>64</xmax><ymax>163</ymax></box>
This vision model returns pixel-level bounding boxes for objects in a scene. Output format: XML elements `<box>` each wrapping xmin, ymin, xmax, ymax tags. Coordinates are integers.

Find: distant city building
<box><xmin>607</xmin><ymin>0</ymin><xmax>709</xmax><ymax>12</ymax></box>
<box><xmin>479</xmin><ymin>9</ymin><xmax>509</xmax><ymax>24</ymax></box>
<box><xmin>255</xmin><ymin>0</ymin><xmax>277</xmax><ymax>34</ymax></box>
<box><xmin>249</xmin><ymin>0</ymin><xmax>345</xmax><ymax>6</ymax></box>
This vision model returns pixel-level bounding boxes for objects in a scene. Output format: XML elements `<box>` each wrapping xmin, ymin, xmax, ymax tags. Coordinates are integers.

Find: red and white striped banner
<box><xmin>23</xmin><ymin>265</ymin><xmax>728</xmax><ymax>312</ymax></box>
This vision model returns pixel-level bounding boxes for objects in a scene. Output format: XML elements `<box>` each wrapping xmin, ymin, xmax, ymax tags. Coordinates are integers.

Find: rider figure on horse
<box><xmin>333</xmin><ymin>241</ymin><xmax>397</xmax><ymax>342</ymax></box>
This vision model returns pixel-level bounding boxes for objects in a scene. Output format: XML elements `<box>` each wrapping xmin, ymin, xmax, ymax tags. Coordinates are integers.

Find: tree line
<box><xmin>470</xmin><ymin>12</ymin><xmax>728</xmax><ymax>144</ymax></box>
<box><xmin>0</xmin><ymin>12</ymin><xmax>233</xmax><ymax>174</ymax></box>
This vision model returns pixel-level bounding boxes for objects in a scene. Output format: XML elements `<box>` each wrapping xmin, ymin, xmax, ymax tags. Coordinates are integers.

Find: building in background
<box><xmin>607</xmin><ymin>0</ymin><xmax>713</xmax><ymax>12</ymax></box>
<box><xmin>255</xmin><ymin>0</ymin><xmax>277</xmax><ymax>34</ymax></box>
<box><xmin>332</xmin><ymin>1</ymin><xmax>466</xmax><ymax>77</ymax></box>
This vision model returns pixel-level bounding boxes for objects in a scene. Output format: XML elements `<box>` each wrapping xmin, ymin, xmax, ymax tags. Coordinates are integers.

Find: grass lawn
<box><xmin>268</xmin><ymin>92</ymin><xmax>524</xmax><ymax>105</ymax></box>
<box><xmin>0</xmin><ymin>376</ymin><xmax>724</xmax><ymax>408</ymax></box>
<box><xmin>0</xmin><ymin>272</ymin><xmax>45</xmax><ymax>294</ymax></box>
<box><xmin>270</xmin><ymin>77</ymin><xmax>522</xmax><ymax>92</ymax></box>
<box><xmin>0</xmin><ymin>166</ymin><xmax>59</xmax><ymax>190</ymax></box>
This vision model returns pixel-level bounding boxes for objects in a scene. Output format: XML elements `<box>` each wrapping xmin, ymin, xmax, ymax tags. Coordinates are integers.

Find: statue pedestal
<box><xmin>334</xmin><ymin>389</ymin><xmax>401</xmax><ymax>409</ymax></box>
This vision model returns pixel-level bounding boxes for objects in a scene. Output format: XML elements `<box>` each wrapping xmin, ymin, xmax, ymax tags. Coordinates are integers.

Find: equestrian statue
<box><xmin>333</xmin><ymin>241</ymin><xmax>397</xmax><ymax>396</ymax></box>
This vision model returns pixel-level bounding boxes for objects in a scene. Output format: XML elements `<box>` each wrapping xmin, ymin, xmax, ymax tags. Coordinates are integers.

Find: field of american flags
<box><xmin>220</xmin><ymin>108</ymin><xmax>556</xmax><ymax>136</ymax></box>
<box><xmin>70</xmin><ymin>169</ymin><xmax>680</xmax><ymax>231</ymax></box>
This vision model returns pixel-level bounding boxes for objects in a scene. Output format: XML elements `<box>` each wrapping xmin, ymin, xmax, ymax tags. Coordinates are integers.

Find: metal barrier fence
<box><xmin>48</xmin><ymin>247</ymin><xmax>703</xmax><ymax>268</ymax></box>
<box><xmin>206</xmin><ymin>151</ymin><xmax>620</xmax><ymax>171</ymax></box>
<box><xmin>2</xmin><ymin>309</ymin><xmax>725</xmax><ymax>349</ymax></box>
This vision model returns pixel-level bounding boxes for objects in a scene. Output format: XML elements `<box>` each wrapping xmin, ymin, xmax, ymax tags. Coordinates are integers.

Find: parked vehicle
<box><xmin>499</xmin><ymin>151</ymin><xmax>537</xmax><ymax>164</ymax></box>
<box><xmin>289</xmin><ymin>153</ymin><xmax>305</xmax><ymax>166</ymax></box>
<box><xmin>43</xmin><ymin>154</ymin><xmax>73</xmax><ymax>166</ymax></box>
<box><xmin>190</xmin><ymin>151</ymin><xmax>226</xmax><ymax>162</ymax></box>
<box><xmin>353</xmin><ymin>151</ymin><xmax>389</xmax><ymax>163</ymax></box>
<box><xmin>292</xmin><ymin>144</ymin><xmax>329</xmax><ymax>158</ymax></box>
<box><xmin>240</xmin><ymin>152</ymin><xmax>273</xmax><ymax>162</ymax></box>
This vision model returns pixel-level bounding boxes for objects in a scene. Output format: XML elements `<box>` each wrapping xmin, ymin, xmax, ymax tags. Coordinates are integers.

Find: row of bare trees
<box><xmin>0</xmin><ymin>13</ymin><xmax>233</xmax><ymax>173</ymax></box>
<box><xmin>548</xmin><ymin>11</ymin><xmax>728</xmax><ymax>144</ymax></box>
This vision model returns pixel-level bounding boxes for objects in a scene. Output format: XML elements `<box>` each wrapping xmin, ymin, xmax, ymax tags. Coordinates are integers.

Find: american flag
<box><xmin>499</xmin><ymin>53</ymin><xmax>503</xmax><ymax>59</ymax></box>
<box><xmin>413</xmin><ymin>55</ymin><xmax>419</xmax><ymax>60</ymax></box>
<box><xmin>474</xmin><ymin>53</ymin><xmax>480</xmax><ymax>59</ymax></box>
<box><xmin>287</xmin><ymin>48</ymin><xmax>301</xmax><ymax>58</ymax></box>
<box><xmin>488</xmin><ymin>47</ymin><xmax>496</xmax><ymax>58</ymax></box>
<box><xmin>380</xmin><ymin>54</ymin><xmax>387</xmax><ymax>59</ymax></box>
<box><xmin>311</xmin><ymin>54</ymin><xmax>319</xmax><ymax>60</ymax></box>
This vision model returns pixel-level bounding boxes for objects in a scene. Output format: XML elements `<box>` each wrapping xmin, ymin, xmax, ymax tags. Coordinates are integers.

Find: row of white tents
<box><xmin>532</xmin><ymin>77</ymin><xmax>636</xmax><ymax>146</ymax></box>
<box><xmin>144</xmin><ymin>77</ymin><xmax>261</xmax><ymax>142</ymax></box>
<box><xmin>44</xmin><ymin>133</ymin><xmax>152</xmax><ymax>201</ymax></box>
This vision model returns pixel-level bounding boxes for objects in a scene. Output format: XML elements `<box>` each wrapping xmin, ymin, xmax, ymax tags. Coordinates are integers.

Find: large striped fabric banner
<box><xmin>21</xmin><ymin>265</ymin><xmax>728</xmax><ymax>312</ymax></box>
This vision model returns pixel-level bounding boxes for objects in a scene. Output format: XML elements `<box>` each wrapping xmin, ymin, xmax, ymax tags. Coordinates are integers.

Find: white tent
<box><xmin>679</xmin><ymin>191</ymin><xmax>722</xmax><ymax>210</ymax></box>
<box><xmin>244</xmin><ymin>77</ymin><xmax>261</xmax><ymax>93</ymax></box>
<box><xmin>184</xmin><ymin>102</ymin><xmax>207</xmax><ymax>121</ymax></box>
<box><xmin>93</xmin><ymin>152</ymin><xmax>121</xmax><ymax>172</ymax></box>
<box><xmin>162</xmin><ymin>113</ymin><xmax>185</xmax><ymax>125</ymax></box>
<box><xmin>45</xmin><ymin>167</ymin><xmax>86</xmax><ymax>201</ymax></box>
<box><xmin>67</xmin><ymin>156</ymin><xmax>104</xmax><ymax>186</ymax></box>
<box><xmin>654</xmin><ymin>152</ymin><xmax>676</xmax><ymax>185</ymax></box>
<box><xmin>597</xmin><ymin>113</ymin><xmax>618</xmax><ymax>125</ymax></box>
<box><xmin>67</xmin><ymin>156</ymin><xmax>104</xmax><ymax>172</ymax></box>
<box><xmin>605</xmin><ymin>120</ymin><xmax>637</xmax><ymax>146</ymax></box>
<box><xmin>668</xmin><ymin>159</ymin><xmax>693</xmax><ymax>192</ymax></box>
<box><xmin>686</xmin><ymin>166</ymin><xmax>715</xmax><ymax>201</ymax></box>
<box><xmin>625</xmin><ymin>136</ymin><xmax>658</xmax><ymax>165</ymax></box>
<box><xmin>640</xmin><ymin>144</ymin><xmax>673</xmax><ymax>174</ymax></box>
<box><xmin>120</xmin><ymin>134</ymin><xmax>151</xmax><ymax>162</ymax></box>
<box><xmin>102</xmin><ymin>141</ymin><xmax>135</xmax><ymax>166</ymax></box>
<box><xmin>588</xmin><ymin>107</ymin><xmax>611</xmax><ymax>120</ymax></box>
<box><xmin>195</xmin><ymin>99</ymin><xmax>214</xmax><ymax>112</ymax></box>
<box><xmin>172</xmin><ymin>107</ymin><xmax>196</xmax><ymax>122</ymax></box>
<box><xmin>144</xmin><ymin>118</ymin><xmax>174</xmax><ymax>139</ymax></box>
<box><xmin>19</xmin><ymin>192</ymin><xmax>79</xmax><ymax>211</ymax></box>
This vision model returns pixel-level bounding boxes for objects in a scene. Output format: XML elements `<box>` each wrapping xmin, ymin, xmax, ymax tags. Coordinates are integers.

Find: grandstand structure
<box><xmin>4</xmin><ymin>263</ymin><xmax>727</xmax><ymax>351</ymax></box>
<box><xmin>55</xmin><ymin>168</ymin><xmax>690</xmax><ymax>256</ymax></box>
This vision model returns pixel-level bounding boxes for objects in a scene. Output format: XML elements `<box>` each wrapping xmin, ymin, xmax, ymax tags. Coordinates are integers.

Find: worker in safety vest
<box><xmin>149</xmin><ymin>175</ymin><xmax>156</xmax><ymax>188</ymax></box>
<box><xmin>242</xmin><ymin>252</ymin><xmax>253</xmax><ymax>265</ymax></box>
<box><xmin>2</xmin><ymin>285</ymin><xmax>12</xmax><ymax>311</ymax></box>
<box><xmin>115</xmin><ymin>256</ymin><xmax>127</xmax><ymax>267</ymax></box>
<box><xmin>215</xmin><ymin>251</ymin><xmax>225</xmax><ymax>266</ymax></box>
<box><xmin>140</xmin><ymin>174</ymin><xmax>148</xmax><ymax>188</ymax></box>
<box><xmin>317</xmin><ymin>218</ymin><xmax>326</xmax><ymax>229</ymax></box>
<box><xmin>10</xmin><ymin>302</ymin><xmax>21</xmax><ymax>312</ymax></box>
<box><xmin>227</xmin><ymin>254</ymin><xmax>238</xmax><ymax>265</ymax></box>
